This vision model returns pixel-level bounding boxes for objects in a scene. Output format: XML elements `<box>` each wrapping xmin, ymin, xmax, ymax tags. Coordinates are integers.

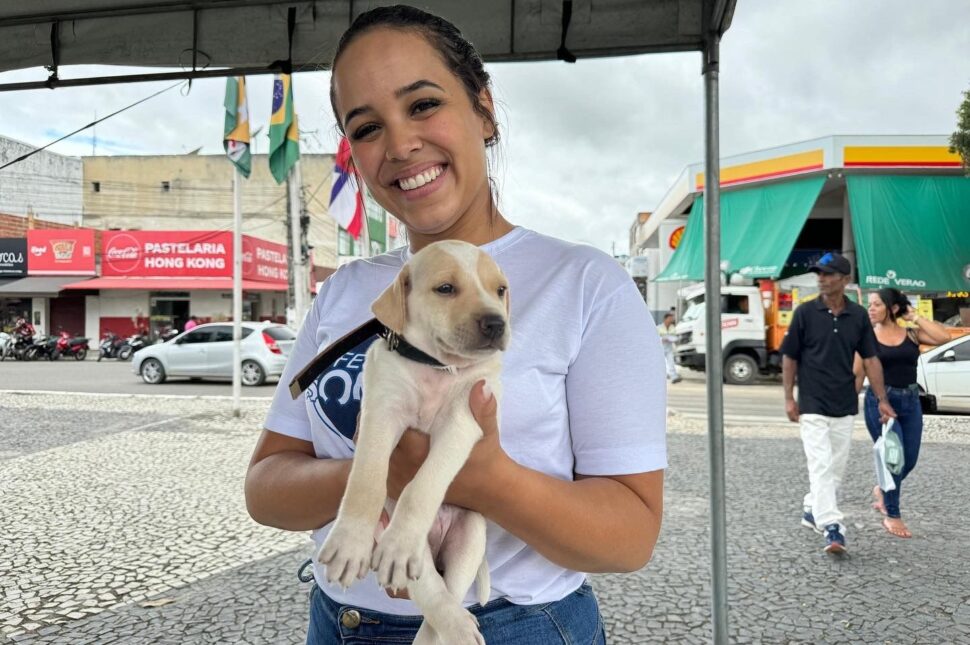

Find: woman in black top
<box><xmin>855</xmin><ymin>288</ymin><xmax>949</xmax><ymax>538</ymax></box>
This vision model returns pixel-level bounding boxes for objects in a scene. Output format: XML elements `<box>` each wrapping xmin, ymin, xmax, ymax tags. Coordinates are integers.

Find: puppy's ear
<box><xmin>372</xmin><ymin>264</ymin><xmax>410</xmax><ymax>334</ymax></box>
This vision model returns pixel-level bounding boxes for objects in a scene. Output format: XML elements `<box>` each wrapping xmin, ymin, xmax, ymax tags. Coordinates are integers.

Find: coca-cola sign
<box><xmin>102</xmin><ymin>231</ymin><xmax>232</xmax><ymax>277</ymax></box>
<box><xmin>99</xmin><ymin>231</ymin><xmax>289</xmax><ymax>284</ymax></box>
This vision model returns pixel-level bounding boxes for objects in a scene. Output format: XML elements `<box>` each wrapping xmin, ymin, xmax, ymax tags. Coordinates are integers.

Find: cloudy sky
<box><xmin>0</xmin><ymin>1</ymin><xmax>967</xmax><ymax>255</ymax></box>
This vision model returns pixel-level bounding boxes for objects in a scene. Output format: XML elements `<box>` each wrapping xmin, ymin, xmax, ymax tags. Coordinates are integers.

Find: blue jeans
<box><xmin>864</xmin><ymin>386</ymin><xmax>923</xmax><ymax>519</ymax></box>
<box><xmin>306</xmin><ymin>582</ymin><xmax>607</xmax><ymax>644</ymax></box>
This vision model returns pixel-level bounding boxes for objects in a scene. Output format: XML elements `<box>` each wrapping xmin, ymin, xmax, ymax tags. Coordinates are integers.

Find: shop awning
<box><xmin>656</xmin><ymin>176</ymin><xmax>826</xmax><ymax>282</ymax></box>
<box><xmin>61</xmin><ymin>277</ymin><xmax>287</xmax><ymax>291</ymax></box>
<box><xmin>848</xmin><ymin>175</ymin><xmax>970</xmax><ymax>293</ymax></box>
<box><xmin>0</xmin><ymin>275</ymin><xmax>95</xmax><ymax>296</ymax></box>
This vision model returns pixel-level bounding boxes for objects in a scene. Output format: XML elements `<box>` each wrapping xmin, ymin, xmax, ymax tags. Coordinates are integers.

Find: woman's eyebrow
<box><xmin>343</xmin><ymin>79</ymin><xmax>445</xmax><ymax>127</ymax></box>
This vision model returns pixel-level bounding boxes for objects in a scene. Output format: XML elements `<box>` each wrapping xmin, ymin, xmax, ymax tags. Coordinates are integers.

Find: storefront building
<box><xmin>0</xmin><ymin>228</ymin><xmax>96</xmax><ymax>335</ymax></box>
<box><xmin>62</xmin><ymin>230</ymin><xmax>288</xmax><ymax>341</ymax></box>
<box><xmin>633</xmin><ymin>135</ymin><xmax>970</xmax><ymax>324</ymax></box>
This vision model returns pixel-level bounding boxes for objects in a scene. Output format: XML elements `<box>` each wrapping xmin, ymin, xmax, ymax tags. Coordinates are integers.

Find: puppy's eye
<box><xmin>497</xmin><ymin>286</ymin><xmax>507</xmax><ymax>297</ymax></box>
<box><xmin>435</xmin><ymin>284</ymin><xmax>455</xmax><ymax>295</ymax></box>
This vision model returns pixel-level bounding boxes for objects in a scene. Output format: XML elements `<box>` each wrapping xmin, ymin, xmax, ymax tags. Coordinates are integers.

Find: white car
<box><xmin>917</xmin><ymin>334</ymin><xmax>970</xmax><ymax>414</ymax></box>
<box><xmin>132</xmin><ymin>322</ymin><xmax>296</xmax><ymax>386</ymax></box>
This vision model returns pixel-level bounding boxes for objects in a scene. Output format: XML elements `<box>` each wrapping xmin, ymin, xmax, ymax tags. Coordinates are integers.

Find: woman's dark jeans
<box><xmin>306</xmin><ymin>581</ymin><xmax>607</xmax><ymax>644</ymax></box>
<box><xmin>864</xmin><ymin>386</ymin><xmax>923</xmax><ymax>519</ymax></box>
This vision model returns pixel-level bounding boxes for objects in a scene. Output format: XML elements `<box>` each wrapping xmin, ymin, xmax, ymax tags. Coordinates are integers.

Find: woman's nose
<box><xmin>385</xmin><ymin>123</ymin><xmax>422</xmax><ymax>161</ymax></box>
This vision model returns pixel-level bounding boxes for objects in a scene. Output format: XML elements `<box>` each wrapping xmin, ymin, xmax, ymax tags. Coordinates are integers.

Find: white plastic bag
<box><xmin>872</xmin><ymin>420</ymin><xmax>897</xmax><ymax>492</ymax></box>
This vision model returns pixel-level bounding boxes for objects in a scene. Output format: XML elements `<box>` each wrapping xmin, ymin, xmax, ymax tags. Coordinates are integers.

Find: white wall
<box><xmin>0</xmin><ymin>135</ymin><xmax>82</xmax><ymax>224</ymax></box>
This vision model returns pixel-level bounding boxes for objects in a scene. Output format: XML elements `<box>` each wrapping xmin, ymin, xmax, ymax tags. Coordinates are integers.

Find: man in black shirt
<box><xmin>781</xmin><ymin>252</ymin><xmax>895</xmax><ymax>555</ymax></box>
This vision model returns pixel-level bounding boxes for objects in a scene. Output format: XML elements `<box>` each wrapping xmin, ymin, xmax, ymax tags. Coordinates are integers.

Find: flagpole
<box><xmin>289</xmin><ymin>160</ymin><xmax>307</xmax><ymax>325</ymax></box>
<box><xmin>232</xmin><ymin>167</ymin><xmax>243</xmax><ymax>417</ymax></box>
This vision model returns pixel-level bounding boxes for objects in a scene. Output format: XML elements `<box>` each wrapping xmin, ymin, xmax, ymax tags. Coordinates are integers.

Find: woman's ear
<box><xmin>478</xmin><ymin>88</ymin><xmax>497</xmax><ymax>142</ymax></box>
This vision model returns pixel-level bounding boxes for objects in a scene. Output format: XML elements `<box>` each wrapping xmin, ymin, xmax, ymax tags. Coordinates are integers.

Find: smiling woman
<box><xmin>245</xmin><ymin>5</ymin><xmax>668</xmax><ymax>645</ymax></box>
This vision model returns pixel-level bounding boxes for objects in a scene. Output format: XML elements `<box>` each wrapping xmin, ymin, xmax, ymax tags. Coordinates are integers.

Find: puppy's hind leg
<box><xmin>440</xmin><ymin>509</ymin><xmax>490</xmax><ymax>606</ymax></box>
<box><xmin>409</xmin><ymin>543</ymin><xmax>485</xmax><ymax>645</ymax></box>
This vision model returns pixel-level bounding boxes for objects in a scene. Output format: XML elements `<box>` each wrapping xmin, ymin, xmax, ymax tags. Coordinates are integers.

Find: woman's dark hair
<box><xmin>875</xmin><ymin>287</ymin><xmax>910</xmax><ymax>322</ymax></box>
<box><xmin>329</xmin><ymin>5</ymin><xmax>499</xmax><ymax>147</ymax></box>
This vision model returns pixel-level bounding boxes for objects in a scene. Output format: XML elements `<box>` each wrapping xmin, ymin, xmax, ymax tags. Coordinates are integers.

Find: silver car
<box><xmin>132</xmin><ymin>322</ymin><xmax>296</xmax><ymax>386</ymax></box>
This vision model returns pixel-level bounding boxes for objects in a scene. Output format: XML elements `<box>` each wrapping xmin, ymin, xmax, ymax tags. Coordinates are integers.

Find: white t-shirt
<box><xmin>264</xmin><ymin>226</ymin><xmax>667</xmax><ymax>614</ymax></box>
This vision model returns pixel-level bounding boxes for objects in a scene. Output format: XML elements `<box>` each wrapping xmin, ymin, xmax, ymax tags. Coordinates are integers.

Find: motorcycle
<box><xmin>24</xmin><ymin>335</ymin><xmax>60</xmax><ymax>361</ymax></box>
<box><xmin>97</xmin><ymin>332</ymin><xmax>125</xmax><ymax>361</ymax></box>
<box><xmin>118</xmin><ymin>332</ymin><xmax>149</xmax><ymax>361</ymax></box>
<box><xmin>55</xmin><ymin>331</ymin><xmax>90</xmax><ymax>361</ymax></box>
<box><xmin>0</xmin><ymin>331</ymin><xmax>13</xmax><ymax>361</ymax></box>
<box><xmin>8</xmin><ymin>331</ymin><xmax>36</xmax><ymax>361</ymax></box>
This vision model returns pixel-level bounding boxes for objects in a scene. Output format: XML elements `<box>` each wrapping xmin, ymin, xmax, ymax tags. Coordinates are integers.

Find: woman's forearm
<box><xmin>464</xmin><ymin>462</ymin><xmax>663</xmax><ymax>573</ymax></box>
<box><xmin>245</xmin><ymin>453</ymin><xmax>352</xmax><ymax>531</ymax></box>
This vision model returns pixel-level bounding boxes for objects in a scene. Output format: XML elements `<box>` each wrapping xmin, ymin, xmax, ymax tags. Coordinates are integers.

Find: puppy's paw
<box><xmin>426</xmin><ymin>607</ymin><xmax>484</xmax><ymax>645</ymax></box>
<box><xmin>316</xmin><ymin>521</ymin><xmax>373</xmax><ymax>589</ymax></box>
<box><xmin>371</xmin><ymin>526</ymin><xmax>426</xmax><ymax>591</ymax></box>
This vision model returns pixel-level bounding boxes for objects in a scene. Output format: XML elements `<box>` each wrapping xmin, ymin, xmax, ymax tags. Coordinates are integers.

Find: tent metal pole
<box><xmin>702</xmin><ymin>30</ymin><xmax>729</xmax><ymax>645</ymax></box>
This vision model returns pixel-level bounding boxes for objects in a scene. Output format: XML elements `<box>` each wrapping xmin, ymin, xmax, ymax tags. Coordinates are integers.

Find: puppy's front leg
<box><xmin>372</xmin><ymin>403</ymin><xmax>482</xmax><ymax>591</ymax></box>
<box><xmin>318</xmin><ymin>402</ymin><xmax>407</xmax><ymax>589</ymax></box>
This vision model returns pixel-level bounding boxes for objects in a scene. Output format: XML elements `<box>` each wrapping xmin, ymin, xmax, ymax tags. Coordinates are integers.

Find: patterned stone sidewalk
<box><xmin>2</xmin><ymin>393</ymin><xmax>968</xmax><ymax>643</ymax></box>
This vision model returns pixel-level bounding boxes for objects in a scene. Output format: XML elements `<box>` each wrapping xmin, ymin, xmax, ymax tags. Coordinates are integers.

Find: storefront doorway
<box><xmin>150</xmin><ymin>293</ymin><xmax>190</xmax><ymax>340</ymax></box>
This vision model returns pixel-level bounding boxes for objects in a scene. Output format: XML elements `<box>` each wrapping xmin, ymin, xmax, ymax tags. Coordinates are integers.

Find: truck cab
<box><xmin>674</xmin><ymin>283</ymin><xmax>774</xmax><ymax>385</ymax></box>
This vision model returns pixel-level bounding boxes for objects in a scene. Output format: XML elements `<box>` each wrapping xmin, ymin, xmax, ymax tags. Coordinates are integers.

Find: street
<box><xmin>2</xmin><ymin>386</ymin><xmax>970</xmax><ymax>643</ymax></box>
<box><xmin>0</xmin><ymin>358</ymin><xmax>794</xmax><ymax>421</ymax></box>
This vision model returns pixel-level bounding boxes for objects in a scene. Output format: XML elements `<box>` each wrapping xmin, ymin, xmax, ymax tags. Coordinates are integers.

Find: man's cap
<box><xmin>809</xmin><ymin>252</ymin><xmax>851</xmax><ymax>275</ymax></box>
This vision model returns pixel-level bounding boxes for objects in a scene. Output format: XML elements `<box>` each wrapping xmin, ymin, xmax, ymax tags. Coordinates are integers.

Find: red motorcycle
<box><xmin>55</xmin><ymin>330</ymin><xmax>90</xmax><ymax>361</ymax></box>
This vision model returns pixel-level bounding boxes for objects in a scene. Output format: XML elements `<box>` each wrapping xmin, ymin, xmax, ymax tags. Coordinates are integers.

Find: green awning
<box><xmin>848</xmin><ymin>175</ymin><xmax>970</xmax><ymax>293</ymax></box>
<box><xmin>656</xmin><ymin>177</ymin><xmax>825</xmax><ymax>282</ymax></box>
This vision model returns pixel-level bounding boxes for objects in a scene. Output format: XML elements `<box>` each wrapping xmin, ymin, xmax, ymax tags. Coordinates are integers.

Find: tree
<box><xmin>950</xmin><ymin>86</ymin><xmax>970</xmax><ymax>176</ymax></box>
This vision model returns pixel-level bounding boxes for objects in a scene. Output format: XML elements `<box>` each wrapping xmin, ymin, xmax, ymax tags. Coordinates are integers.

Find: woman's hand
<box><xmin>386</xmin><ymin>380</ymin><xmax>513</xmax><ymax>511</ymax></box>
<box><xmin>901</xmin><ymin>309</ymin><xmax>918</xmax><ymax>323</ymax></box>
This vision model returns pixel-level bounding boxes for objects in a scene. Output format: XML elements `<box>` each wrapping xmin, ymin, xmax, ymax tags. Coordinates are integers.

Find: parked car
<box><xmin>916</xmin><ymin>334</ymin><xmax>970</xmax><ymax>414</ymax></box>
<box><xmin>132</xmin><ymin>322</ymin><xmax>296</xmax><ymax>386</ymax></box>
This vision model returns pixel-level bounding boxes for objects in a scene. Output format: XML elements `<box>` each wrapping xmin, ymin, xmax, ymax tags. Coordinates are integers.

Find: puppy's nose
<box><xmin>478</xmin><ymin>315</ymin><xmax>506</xmax><ymax>341</ymax></box>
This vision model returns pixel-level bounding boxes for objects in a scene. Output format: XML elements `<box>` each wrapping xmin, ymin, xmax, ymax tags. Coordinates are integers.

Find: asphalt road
<box><xmin>0</xmin><ymin>357</ymin><xmax>794</xmax><ymax>420</ymax></box>
<box><xmin>0</xmin><ymin>355</ymin><xmax>279</xmax><ymax>398</ymax></box>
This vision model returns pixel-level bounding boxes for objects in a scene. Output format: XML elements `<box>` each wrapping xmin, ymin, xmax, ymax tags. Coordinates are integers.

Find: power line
<box><xmin>0</xmin><ymin>81</ymin><xmax>186</xmax><ymax>171</ymax></box>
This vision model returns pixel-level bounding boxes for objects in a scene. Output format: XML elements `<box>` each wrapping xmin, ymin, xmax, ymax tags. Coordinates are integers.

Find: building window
<box><xmin>161</xmin><ymin>181</ymin><xmax>171</xmax><ymax>192</ymax></box>
<box><xmin>91</xmin><ymin>181</ymin><xmax>101</xmax><ymax>192</ymax></box>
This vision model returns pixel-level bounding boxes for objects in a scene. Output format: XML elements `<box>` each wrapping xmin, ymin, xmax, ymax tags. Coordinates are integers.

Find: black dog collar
<box><xmin>288</xmin><ymin>318</ymin><xmax>446</xmax><ymax>399</ymax></box>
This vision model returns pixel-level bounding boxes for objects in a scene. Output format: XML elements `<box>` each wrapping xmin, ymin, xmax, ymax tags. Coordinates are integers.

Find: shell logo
<box><xmin>669</xmin><ymin>226</ymin><xmax>685</xmax><ymax>250</ymax></box>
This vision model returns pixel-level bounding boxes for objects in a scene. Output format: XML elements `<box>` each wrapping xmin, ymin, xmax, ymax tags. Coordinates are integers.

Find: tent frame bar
<box><xmin>702</xmin><ymin>24</ymin><xmax>729</xmax><ymax>645</ymax></box>
<box><xmin>0</xmin><ymin>65</ymin><xmax>299</xmax><ymax>92</ymax></box>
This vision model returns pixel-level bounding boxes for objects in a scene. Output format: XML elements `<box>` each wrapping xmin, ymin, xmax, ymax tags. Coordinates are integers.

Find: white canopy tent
<box><xmin>0</xmin><ymin>1</ymin><xmax>737</xmax><ymax>641</ymax></box>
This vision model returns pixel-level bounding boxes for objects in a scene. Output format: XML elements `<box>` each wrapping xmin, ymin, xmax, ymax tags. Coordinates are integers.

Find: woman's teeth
<box><xmin>398</xmin><ymin>166</ymin><xmax>442</xmax><ymax>191</ymax></box>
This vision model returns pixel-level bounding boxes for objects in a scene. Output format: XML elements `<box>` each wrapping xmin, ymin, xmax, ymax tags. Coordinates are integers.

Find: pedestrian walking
<box><xmin>183</xmin><ymin>316</ymin><xmax>199</xmax><ymax>332</ymax></box>
<box><xmin>245</xmin><ymin>6</ymin><xmax>667</xmax><ymax>644</ymax></box>
<box><xmin>657</xmin><ymin>311</ymin><xmax>682</xmax><ymax>383</ymax></box>
<box><xmin>781</xmin><ymin>252</ymin><xmax>896</xmax><ymax>554</ymax></box>
<box><xmin>854</xmin><ymin>288</ymin><xmax>950</xmax><ymax>538</ymax></box>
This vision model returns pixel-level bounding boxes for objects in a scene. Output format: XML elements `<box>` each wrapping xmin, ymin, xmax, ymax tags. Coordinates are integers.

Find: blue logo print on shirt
<box><xmin>305</xmin><ymin>335</ymin><xmax>378</xmax><ymax>450</ymax></box>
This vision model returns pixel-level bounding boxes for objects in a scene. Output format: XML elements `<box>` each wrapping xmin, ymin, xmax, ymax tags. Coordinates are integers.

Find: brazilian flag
<box><xmin>223</xmin><ymin>76</ymin><xmax>251</xmax><ymax>178</ymax></box>
<box><xmin>269</xmin><ymin>74</ymin><xmax>300</xmax><ymax>184</ymax></box>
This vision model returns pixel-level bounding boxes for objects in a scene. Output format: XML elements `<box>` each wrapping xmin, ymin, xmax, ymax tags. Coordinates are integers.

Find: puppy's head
<box><xmin>372</xmin><ymin>240</ymin><xmax>510</xmax><ymax>367</ymax></box>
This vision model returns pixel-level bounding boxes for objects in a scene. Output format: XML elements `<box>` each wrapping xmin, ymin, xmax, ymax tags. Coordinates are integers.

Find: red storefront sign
<box><xmin>102</xmin><ymin>231</ymin><xmax>231</xmax><ymax>277</ymax></box>
<box><xmin>101</xmin><ymin>230</ymin><xmax>287</xmax><ymax>285</ymax></box>
<box><xmin>27</xmin><ymin>229</ymin><xmax>96</xmax><ymax>275</ymax></box>
<box><xmin>242</xmin><ymin>236</ymin><xmax>289</xmax><ymax>283</ymax></box>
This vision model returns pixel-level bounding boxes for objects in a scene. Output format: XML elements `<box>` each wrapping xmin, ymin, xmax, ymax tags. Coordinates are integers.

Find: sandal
<box><xmin>882</xmin><ymin>517</ymin><xmax>912</xmax><ymax>539</ymax></box>
<box><xmin>871</xmin><ymin>485</ymin><xmax>887</xmax><ymax>516</ymax></box>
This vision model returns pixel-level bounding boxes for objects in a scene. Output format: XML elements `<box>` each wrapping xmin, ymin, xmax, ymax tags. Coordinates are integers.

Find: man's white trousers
<box><xmin>800</xmin><ymin>413</ymin><xmax>855</xmax><ymax>534</ymax></box>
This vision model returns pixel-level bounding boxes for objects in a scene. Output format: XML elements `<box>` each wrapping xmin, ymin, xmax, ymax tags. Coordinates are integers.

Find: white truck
<box><xmin>673</xmin><ymin>283</ymin><xmax>774</xmax><ymax>385</ymax></box>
